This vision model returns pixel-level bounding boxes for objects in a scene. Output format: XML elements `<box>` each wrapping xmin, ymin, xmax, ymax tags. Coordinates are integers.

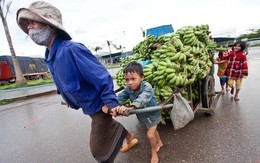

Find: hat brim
<box><xmin>17</xmin><ymin>8</ymin><xmax>71</xmax><ymax>40</ymax></box>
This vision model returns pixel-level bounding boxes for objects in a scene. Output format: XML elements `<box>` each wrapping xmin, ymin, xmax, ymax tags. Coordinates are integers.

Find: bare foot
<box><xmin>151</xmin><ymin>152</ymin><xmax>159</xmax><ymax>163</ymax></box>
<box><xmin>156</xmin><ymin>143</ymin><xmax>163</xmax><ymax>152</ymax></box>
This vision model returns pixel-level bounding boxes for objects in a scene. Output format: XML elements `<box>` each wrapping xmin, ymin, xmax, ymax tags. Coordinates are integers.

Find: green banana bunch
<box><xmin>115</xmin><ymin>24</ymin><xmax>215</xmax><ymax>109</ymax></box>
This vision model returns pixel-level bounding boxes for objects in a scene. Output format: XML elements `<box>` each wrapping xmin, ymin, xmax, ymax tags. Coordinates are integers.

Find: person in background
<box><xmin>214</xmin><ymin>46</ymin><xmax>229</xmax><ymax>93</ymax></box>
<box><xmin>224</xmin><ymin>41</ymin><xmax>248</xmax><ymax>101</ymax></box>
<box><xmin>16</xmin><ymin>1</ymin><xmax>137</xmax><ymax>162</ymax></box>
<box><xmin>116</xmin><ymin>61</ymin><xmax>163</xmax><ymax>163</ymax></box>
<box><xmin>243</xmin><ymin>38</ymin><xmax>249</xmax><ymax>55</ymax></box>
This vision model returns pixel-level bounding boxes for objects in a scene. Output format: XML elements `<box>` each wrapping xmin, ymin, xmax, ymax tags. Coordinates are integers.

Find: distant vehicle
<box><xmin>113</xmin><ymin>56</ymin><xmax>121</xmax><ymax>63</ymax></box>
<box><xmin>0</xmin><ymin>55</ymin><xmax>49</xmax><ymax>83</ymax></box>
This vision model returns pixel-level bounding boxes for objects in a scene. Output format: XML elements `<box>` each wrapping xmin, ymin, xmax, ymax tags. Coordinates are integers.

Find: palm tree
<box><xmin>107</xmin><ymin>40</ymin><xmax>113</xmax><ymax>64</ymax></box>
<box><xmin>0</xmin><ymin>0</ymin><xmax>27</xmax><ymax>86</ymax></box>
<box><xmin>113</xmin><ymin>44</ymin><xmax>126</xmax><ymax>53</ymax></box>
<box><xmin>94</xmin><ymin>46</ymin><xmax>102</xmax><ymax>55</ymax></box>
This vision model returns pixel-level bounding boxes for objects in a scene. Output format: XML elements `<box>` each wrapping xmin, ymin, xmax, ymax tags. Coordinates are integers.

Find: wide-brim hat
<box><xmin>16</xmin><ymin>1</ymin><xmax>71</xmax><ymax>40</ymax></box>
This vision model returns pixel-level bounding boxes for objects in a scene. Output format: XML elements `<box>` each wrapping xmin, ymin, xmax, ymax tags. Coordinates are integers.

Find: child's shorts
<box><xmin>137</xmin><ymin>110</ymin><xmax>161</xmax><ymax>129</ymax></box>
<box><xmin>228</xmin><ymin>78</ymin><xmax>243</xmax><ymax>89</ymax></box>
<box><xmin>219</xmin><ymin>77</ymin><xmax>228</xmax><ymax>85</ymax></box>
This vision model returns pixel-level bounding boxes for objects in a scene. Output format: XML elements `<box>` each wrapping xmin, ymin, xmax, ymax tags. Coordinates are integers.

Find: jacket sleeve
<box><xmin>241</xmin><ymin>55</ymin><xmax>248</xmax><ymax>76</ymax></box>
<box><xmin>117</xmin><ymin>89</ymin><xmax>129</xmax><ymax>105</ymax></box>
<box><xmin>70</xmin><ymin>43</ymin><xmax>119</xmax><ymax>110</ymax></box>
<box><xmin>131</xmin><ymin>83</ymin><xmax>154</xmax><ymax>108</ymax></box>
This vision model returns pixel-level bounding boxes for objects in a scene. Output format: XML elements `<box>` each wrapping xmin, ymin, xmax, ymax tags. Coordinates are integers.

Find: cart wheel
<box><xmin>201</xmin><ymin>75</ymin><xmax>215</xmax><ymax>109</ymax></box>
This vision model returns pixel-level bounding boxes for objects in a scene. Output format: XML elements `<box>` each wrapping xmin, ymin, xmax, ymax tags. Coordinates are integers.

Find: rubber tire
<box><xmin>201</xmin><ymin>75</ymin><xmax>214</xmax><ymax>108</ymax></box>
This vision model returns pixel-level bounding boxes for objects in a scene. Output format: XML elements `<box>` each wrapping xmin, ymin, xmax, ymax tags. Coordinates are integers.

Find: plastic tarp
<box><xmin>146</xmin><ymin>24</ymin><xmax>174</xmax><ymax>37</ymax></box>
<box><xmin>0</xmin><ymin>56</ymin><xmax>14</xmax><ymax>77</ymax></box>
<box><xmin>0</xmin><ymin>61</ymin><xmax>12</xmax><ymax>80</ymax></box>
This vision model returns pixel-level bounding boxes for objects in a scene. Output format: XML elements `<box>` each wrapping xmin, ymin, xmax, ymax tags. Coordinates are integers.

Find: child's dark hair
<box><xmin>233</xmin><ymin>41</ymin><xmax>246</xmax><ymax>52</ymax></box>
<box><xmin>218</xmin><ymin>51</ymin><xmax>224</xmax><ymax>58</ymax></box>
<box><xmin>123</xmin><ymin>61</ymin><xmax>144</xmax><ymax>77</ymax></box>
<box><xmin>218</xmin><ymin>46</ymin><xmax>226</xmax><ymax>58</ymax></box>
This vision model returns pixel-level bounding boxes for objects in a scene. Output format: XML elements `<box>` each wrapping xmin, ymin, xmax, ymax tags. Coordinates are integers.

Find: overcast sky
<box><xmin>1</xmin><ymin>0</ymin><xmax>260</xmax><ymax>57</ymax></box>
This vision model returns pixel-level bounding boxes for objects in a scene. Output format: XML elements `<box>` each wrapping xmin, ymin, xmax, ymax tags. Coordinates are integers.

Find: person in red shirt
<box><xmin>225</xmin><ymin>41</ymin><xmax>248</xmax><ymax>101</ymax></box>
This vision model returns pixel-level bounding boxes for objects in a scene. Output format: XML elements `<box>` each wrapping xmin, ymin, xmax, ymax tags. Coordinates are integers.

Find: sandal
<box><xmin>234</xmin><ymin>97</ymin><xmax>240</xmax><ymax>101</ymax></box>
<box><xmin>120</xmin><ymin>138</ymin><xmax>138</xmax><ymax>152</ymax></box>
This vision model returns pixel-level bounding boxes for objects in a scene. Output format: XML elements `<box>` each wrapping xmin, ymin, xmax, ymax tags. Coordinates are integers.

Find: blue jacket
<box><xmin>45</xmin><ymin>38</ymin><xmax>118</xmax><ymax>115</ymax></box>
<box><xmin>117</xmin><ymin>81</ymin><xmax>158</xmax><ymax>118</ymax></box>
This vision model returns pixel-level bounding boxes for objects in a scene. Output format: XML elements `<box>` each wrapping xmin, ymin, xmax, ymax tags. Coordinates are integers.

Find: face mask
<box><xmin>29</xmin><ymin>25</ymin><xmax>54</xmax><ymax>46</ymax></box>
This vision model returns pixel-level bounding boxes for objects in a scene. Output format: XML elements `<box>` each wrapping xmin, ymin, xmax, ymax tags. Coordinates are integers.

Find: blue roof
<box><xmin>146</xmin><ymin>24</ymin><xmax>174</xmax><ymax>37</ymax></box>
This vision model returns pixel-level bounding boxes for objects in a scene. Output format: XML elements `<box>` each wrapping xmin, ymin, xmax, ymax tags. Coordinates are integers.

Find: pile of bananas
<box><xmin>116</xmin><ymin>24</ymin><xmax>216</xmax><ymax>105</ymax></box>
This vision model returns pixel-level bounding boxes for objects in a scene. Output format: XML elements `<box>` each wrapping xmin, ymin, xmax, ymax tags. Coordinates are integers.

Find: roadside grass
<box><xmin>0</xmin><ymin>78</ymin><xmax>54</xmax><ymax>90</ymax></box>
<box><xmin>105</xmin><ymin>63</ymin><xmax>121</xmax><ymax>69</ymax></box>
<box><xmin>0</xmin><ymin>99</ymin><xmax>15</xmax><ymax>105</ymax></box>
<box><xmin>0</xmin><ymin>78</ymin><xmax>54</xmax><ymax>105</ymax></box>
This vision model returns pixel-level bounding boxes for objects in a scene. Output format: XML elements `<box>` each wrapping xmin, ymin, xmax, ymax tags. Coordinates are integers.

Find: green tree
<box><xmin>0</xmin><ymin>0</ymin><xmax>27</xmax><ymax>86</ymax></box>
<box><xmin>238</xmin><ymin>28</ymin><xmax>260</xmax><ymax>39</ymax></box>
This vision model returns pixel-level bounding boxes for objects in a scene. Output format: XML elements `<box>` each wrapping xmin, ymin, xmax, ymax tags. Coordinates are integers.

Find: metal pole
<box><xmin>107</xmin><ymin>40</ymin><xmax>112</xmax><ymax>65</ymax></box>
<box><xmin>123</xmin><ymin>104</ymin><xmax>173</xmax><ymax>116</ymax></box>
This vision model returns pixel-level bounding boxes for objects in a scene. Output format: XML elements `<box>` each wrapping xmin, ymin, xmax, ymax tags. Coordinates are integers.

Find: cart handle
<box><xmin>114</xmin><ymin>87</ymin><xmax>124</xmax><ymax>93</ymax></box>
<box><xmin>122</xmin><ymin>103</ymin><xmax>173</xmax><ymax>116</ymax></box>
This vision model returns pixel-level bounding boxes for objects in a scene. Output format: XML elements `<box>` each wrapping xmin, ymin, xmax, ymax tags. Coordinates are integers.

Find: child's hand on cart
<box><xmin>116</xmin><ymin>106</ymin><xmax>130</xmax><ymax>116</ymax></box>
<box><xmin>102</xmin><ymin>105</ymin><xmax>131</xmax><ymax>117</ymax></box>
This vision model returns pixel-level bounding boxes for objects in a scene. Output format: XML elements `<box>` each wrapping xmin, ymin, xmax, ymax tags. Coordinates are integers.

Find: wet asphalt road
<box><xmin>0</xmin><ymin>47</ymin><xmax>260</xmax><ymax>163</ymax></box>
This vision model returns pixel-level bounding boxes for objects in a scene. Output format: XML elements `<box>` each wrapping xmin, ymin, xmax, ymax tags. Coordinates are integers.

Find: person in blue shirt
<box><xmin>116</xmin><ymin>61</ymin><xmax>163</xmax><ymax>163</ymax></box>
<box><xmin>16</xmin><ymin>1</ymin><xmax>137</xmax><ymax>162</ymax></box>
